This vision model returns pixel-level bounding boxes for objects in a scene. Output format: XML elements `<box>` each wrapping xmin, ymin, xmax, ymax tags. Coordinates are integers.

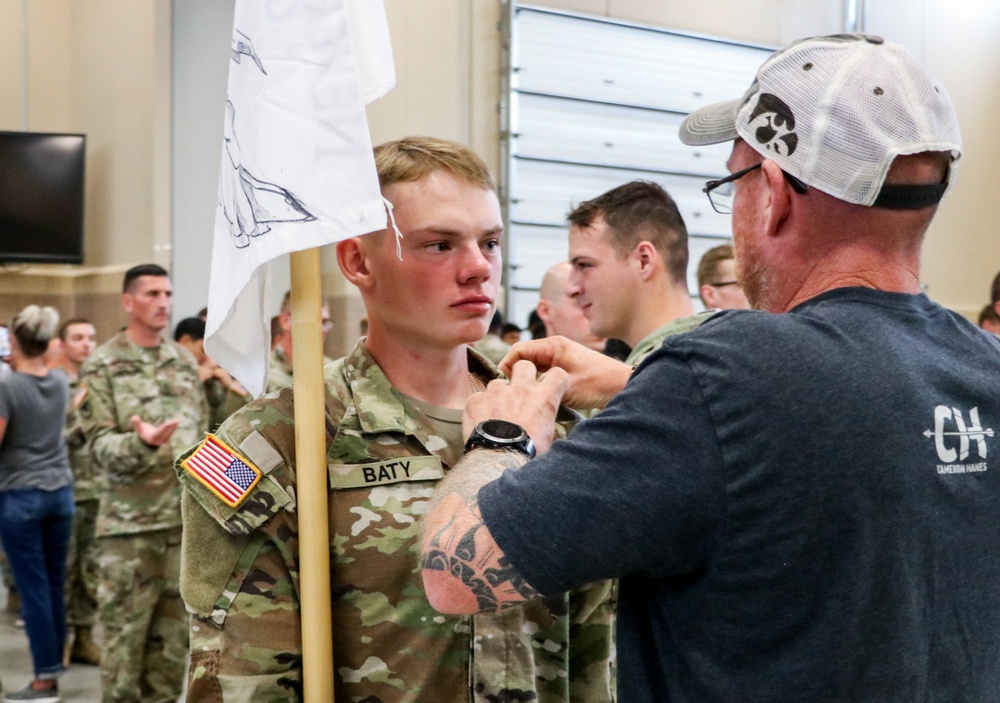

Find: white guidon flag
<box><xmin>205</xmin><ymin>0</ymin><xmax>395</xmax><ymax>397</ymax></box>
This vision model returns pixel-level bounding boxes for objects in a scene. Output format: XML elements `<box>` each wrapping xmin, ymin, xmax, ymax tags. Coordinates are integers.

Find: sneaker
<box><xmin>3</xmin><ymin>683</ymin><xmax>59</xmax><ymax>703</ymax></box>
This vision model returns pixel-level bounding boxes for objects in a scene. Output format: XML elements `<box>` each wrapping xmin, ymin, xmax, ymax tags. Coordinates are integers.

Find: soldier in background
<box><xmin>266</xmin><ymin>290</ymin><xmax>334</xmax><ymax>393</ymax></box>
<box><xmin>696</xmin><ymin>243</ymin><xmax>750</xmax><ymax>310</ymax></box>
<box><xmin>174</xmin><ymin>317</ymin><xmax>251</xmax><ymax>430</ymax></box>
<box><xmin>177</xmin><ymin>136</ymin><xmax>614</xmax><ymax>702</ymax></box>
<box><xmin>566</xmin><ymin>180</ymin><xmax>714</xmax><ymax>367</ymax></box>
<box><xmin>79</xmin><ymin>264</ymin><xmax>207</xmax><ymax>703</ymax></box>
<box><xmin>57</xmin><ymin>317</ymin><xmax>101</xmax><ymax>666</ymax></box>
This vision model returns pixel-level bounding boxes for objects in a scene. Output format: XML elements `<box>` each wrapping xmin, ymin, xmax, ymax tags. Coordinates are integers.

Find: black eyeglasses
<box><xmin>703</xmin><ymin>162</ymin><xmax>808</xmax><ymax>214</ymax></box>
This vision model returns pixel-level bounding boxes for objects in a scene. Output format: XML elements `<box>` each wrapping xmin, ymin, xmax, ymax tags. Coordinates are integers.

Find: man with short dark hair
<box><xmin>79</xmin><ymin>264</ymin><xmax>207</xmax><ymax>703</ymax></box>
<box><xmin>565</xmin><ymin>180</ymin><xmax>708</xmax><ymax>366</ymax></box>
<box><xmin>696</xmin><ymin>243</ymin><xmax>749</xmax><ymax>310</ymax></box>
<box><xmin>421</xmin><ymin>34</ymin><xmax>1000</xmax><ymax>701</ymax></box>
<box><xmin>57</xmin><ymin>317</ymin><xmax>101</xmax><ymax>667</ymax></box>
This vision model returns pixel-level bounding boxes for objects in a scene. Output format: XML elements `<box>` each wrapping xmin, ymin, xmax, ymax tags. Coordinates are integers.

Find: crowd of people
<box><xmin>0</xmin><ymin>30</ymin><xmax>998</xmax><ymax>703</ymax></box>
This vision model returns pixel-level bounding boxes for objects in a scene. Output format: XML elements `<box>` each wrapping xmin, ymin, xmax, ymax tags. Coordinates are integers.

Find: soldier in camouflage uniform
<box><xmin>266</xmin><ymin>291</ymin><xmax>335</xmax><ymax>394</ymax></box>
<box><xmin>57</xmin><ymin>317</ymin><xmax>102</xmax><ymax>666</ymax></box>
<box><xmin>564</xmin><ymin>180</ymin><xmax>705</xmax><ymax>367</ymax></box>
<box><xmin>174</xmin><ymin>316</ymin><xmax>252</xmax><ymax>431</ymax></box>
<box><xmin>79</xmin><ymin>264</ymin><xmax>208</xmax><ymax>703</ymax></box>
<box><xmin>178</xmin><ymin>136</ymin><xmax>615</xmax><ymax>702</ymax></box>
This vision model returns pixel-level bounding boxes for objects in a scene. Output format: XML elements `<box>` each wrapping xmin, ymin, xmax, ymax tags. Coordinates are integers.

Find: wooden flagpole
<box><xmin>289</xmin><ymin>248</ymin><xmax>335</xmax><ymax>701</ymax></box>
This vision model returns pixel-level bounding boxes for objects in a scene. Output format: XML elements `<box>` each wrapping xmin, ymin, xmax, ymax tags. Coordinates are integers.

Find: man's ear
<box><xmin>337</xmin><ymin>237</ymin><xmax>373</xmax><ymax>290</ymax></box>
<box><xmin>699</xmin><ymin>284</ymin><xmax>717</xmax><ymax>309</ymax></box>
<box><xmin>121</xmin><ymin>293</ymin><xmax>134</xmax><ymax>315</ymax></box>
<box><xmin>634</xmin><ymin>241</ymin><xmax>659</xmax><ymax>280</ymax></box>
<box><xmin>759</xmin><ymin>160</ymin><xmax>793</xmax><ymax>238</ymax></box>
<box><xmin>535</xmin><ymin>299</ymin><xmax>552</xmax><ymax>326</ymax></box>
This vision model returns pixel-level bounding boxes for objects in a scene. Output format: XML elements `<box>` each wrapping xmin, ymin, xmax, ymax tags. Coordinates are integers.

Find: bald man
<box><xmin>535</xmin><ymin>262</ymin><xmax>606</xmax><ymax>352</ymax></box>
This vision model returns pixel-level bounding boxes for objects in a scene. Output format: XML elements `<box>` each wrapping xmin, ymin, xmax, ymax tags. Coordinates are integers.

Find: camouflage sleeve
<box><xmin>185</xmin><ymin>498</ymin><xmax>303</xmax><ymax>702</ymax></box>
<box><xmin>79</xmin><ymin>363</ymin><xmax>165</xmax><ymax>479</ymax></box>
<box><xmin>567</xmin><ymin>580</ymin><xmax>618</xmax><ymax>703</ymax></box>
<box><xmin>180</xmin><ymin>403</ymin><xmax>303</xmax><ymax>702</ymax></box>
<box><xmin>64</xmin><ymin>403</ymin><xmax>87</xmax><ymax>450</ymax></box>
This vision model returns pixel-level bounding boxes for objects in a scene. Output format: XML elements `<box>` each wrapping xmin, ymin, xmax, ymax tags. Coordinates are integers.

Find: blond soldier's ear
<box><xmin>336</xmin><ymin>237</ymin><xmax>374</xmax><ymax>290</ymax></box>
<box><xmin>700</xmin><ymin>284</ymin><xmax>718</xmax><ymax>309</ymax></box>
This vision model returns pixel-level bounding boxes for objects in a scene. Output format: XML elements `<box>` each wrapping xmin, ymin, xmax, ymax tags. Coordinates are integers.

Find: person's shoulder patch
<box><xmin>181</xmin><ymin>434</ymin><xmax>263</xmax><ymax>508</ymax></box>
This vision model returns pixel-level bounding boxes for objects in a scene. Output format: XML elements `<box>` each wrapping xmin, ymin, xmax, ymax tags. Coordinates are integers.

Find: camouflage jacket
<box><xmin>79</xmin><ymin>332</ymin><xmax>207</xmax><ymax>536</ymax></box>
<box><xmin>624</xmin><ymin>310</ymin><xmax>720</xmax><ymax>367</ymax></box>
<box><xmin>266</xmin><ymin>345</ymin><xmax>335</xmax><ymax>394</ymax></box>
<box><xmin>178</xmin><ymin>340</ymin><xmax>614</xmax><ymax>703</ymax></box>
<box><xmin>64</xmin><ymin>373</ymin><xmax>99</xmax><ymax>502</ymax></box>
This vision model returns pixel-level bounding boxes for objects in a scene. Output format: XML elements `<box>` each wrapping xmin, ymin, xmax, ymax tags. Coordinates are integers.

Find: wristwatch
<box><xmin>464</xmin><ymin>419</ymin><xmax>536</xmax><ymax>459</ymax></box>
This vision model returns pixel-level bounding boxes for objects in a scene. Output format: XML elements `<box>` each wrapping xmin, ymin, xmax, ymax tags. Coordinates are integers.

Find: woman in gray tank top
<box><xmin>0</xmin><ymin>306</ymin><xmax>74</xmax><ymax>703</ymax></box>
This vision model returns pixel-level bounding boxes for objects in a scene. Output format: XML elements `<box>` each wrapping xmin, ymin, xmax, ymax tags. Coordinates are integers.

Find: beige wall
<box><xmin>0</xmin><ymin>0</ymin><xmax>170</xmax><ymax>340</ymax></box>
<box><xmin>0</xmin><ymin>0</ymin><xmax>997</xmax><ymax>349</ymax></box>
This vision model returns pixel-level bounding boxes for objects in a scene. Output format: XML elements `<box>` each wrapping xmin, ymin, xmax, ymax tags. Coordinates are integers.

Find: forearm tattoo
<box><xmin>422</xmin><ymin>449</ymin><xmax>541</xmax><ymax>610</ymax></box>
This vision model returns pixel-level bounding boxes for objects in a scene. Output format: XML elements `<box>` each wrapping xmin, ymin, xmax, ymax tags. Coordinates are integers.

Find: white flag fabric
<box><xmin>205</xmin><ymin>0</ymin><xmax>395</xmax><ymax>397</ymax></box>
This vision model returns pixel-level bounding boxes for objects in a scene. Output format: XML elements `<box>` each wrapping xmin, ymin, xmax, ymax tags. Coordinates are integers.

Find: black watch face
<box><xmin>481</xmin><ymin>419</ymin><xmax>524</xmax><ymax>441</ymax></box>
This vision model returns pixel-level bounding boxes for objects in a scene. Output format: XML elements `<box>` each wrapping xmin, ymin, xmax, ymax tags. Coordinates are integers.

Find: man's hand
<box><xmin>499</xmin><ymin>336</ymin><xmax>631</xmax><ymax>410</ymax></box>
<box><xmin>131</xmin><ymin>416</ymin><xmax>181</xmax><ymax>448</ymax></box>
<box><xmin>464</xmin><ymin>360</ymin><xmax>568</xmax><ymax>454</ymax></box>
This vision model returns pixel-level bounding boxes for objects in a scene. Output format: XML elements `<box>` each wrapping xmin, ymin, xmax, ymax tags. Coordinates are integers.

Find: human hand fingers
<box><xmin>498</xmin><ymin>339</ymin><xmax>557</xmax><ymax>377</ymax></box>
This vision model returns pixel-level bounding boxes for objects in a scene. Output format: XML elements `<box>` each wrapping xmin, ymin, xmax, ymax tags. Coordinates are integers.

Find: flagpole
<box><xmin>289</xmin><ymin>248</ymin><xmax>335</xmax><ymax>701</ymax></box>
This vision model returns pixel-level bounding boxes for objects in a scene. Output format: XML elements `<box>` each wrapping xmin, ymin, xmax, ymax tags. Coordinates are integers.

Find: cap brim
<box><xmin>678</xmin><ymin>98</ymin><xmax>741</xmax><ymax>146</ymax></box>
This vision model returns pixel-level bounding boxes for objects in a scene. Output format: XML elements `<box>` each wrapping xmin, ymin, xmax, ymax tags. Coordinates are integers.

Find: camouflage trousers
<box><xmin>97</xmin><ymin>527</ymin><xmax>188</xmax><ymax>703</ymax></box>
<box><xmin>65</xmin><ymin>499</ymin><xmax>99</xmax><ymax>627</ymax></box>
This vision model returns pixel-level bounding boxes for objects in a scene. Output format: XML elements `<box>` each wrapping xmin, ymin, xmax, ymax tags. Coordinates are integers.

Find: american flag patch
<box><xmin>182</xmin><ymin>434</ymin><xmax>262</xmax><ymax>508</ymax></box>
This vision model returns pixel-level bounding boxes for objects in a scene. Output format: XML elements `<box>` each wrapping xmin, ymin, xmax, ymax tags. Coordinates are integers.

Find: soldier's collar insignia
<box><xmin>182</xmin><ymin>434</ymin><xmax>262</xmax><ymax>508</ymax></box>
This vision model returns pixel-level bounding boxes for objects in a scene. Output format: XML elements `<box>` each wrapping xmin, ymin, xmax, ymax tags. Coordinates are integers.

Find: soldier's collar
<box><xmin>344</xmin><ymin>341</ymin><xmax>501</xmax><ymax>436</ymax></box>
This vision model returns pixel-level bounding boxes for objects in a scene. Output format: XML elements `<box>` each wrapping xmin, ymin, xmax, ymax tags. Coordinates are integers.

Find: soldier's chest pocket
<box><xmin>108</xmin><ymin>370</ymin><xmax>160</xmax><ymax>417</ymax></box>
<box><xmin>327</xmin><ymin>456</ymin><xmax>445</xmax><ymax>545</ymax></box>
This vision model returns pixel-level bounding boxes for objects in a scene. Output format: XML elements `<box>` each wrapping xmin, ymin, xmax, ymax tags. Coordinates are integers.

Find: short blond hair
<box><xmin>697</xmin><ymin>244</ymin><xmax>735</xmax><ymax>288</ymax></box>
<box><xmin>374</xmin><ymin>136</ymin><xmax>495</xmax><ymax>192</ymax></box>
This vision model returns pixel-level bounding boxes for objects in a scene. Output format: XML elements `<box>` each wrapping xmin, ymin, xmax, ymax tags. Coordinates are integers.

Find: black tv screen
<box><xmin>0</xmin><ymin>131</ymin><xmax>85</xmax><ymax>264</ymax></box>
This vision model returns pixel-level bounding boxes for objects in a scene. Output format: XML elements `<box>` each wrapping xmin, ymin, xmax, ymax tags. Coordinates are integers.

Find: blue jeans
<box><xmin>0</xmin><ymin>486</ymin><xmax>74</xmax><ymax>679</ymax></box>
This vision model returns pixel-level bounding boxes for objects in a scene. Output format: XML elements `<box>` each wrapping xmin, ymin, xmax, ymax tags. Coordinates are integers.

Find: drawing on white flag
<box><xmin>221</xmin><ymin>100</ymin><xmax>317</xmax><ymax>249</ymax></box>
<box><xmin>231</xmin><ymin>30</ymin><xmax>266</xmax><ymax>74</ymax></box>
<box><xmin>204</xmin><ymin>0</ymin><xmax>395</xmax><ymax>398</ymax></box>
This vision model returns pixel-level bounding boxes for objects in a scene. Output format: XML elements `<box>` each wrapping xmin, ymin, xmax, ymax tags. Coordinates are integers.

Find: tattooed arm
<box><xmin>421</xmin><ymin>448</ymin><xmax>543</xmax><ymax>614</ymax></box>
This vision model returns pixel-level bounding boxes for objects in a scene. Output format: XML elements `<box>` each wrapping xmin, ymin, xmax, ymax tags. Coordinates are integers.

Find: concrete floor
<box><xmin>0</xmin><ymin>585</ymin><xmax>187</xmax><ymax>702</ymax></box>
<box><xmin>0</xmin><ymin>602</ymin><xmax>101</xmax><ymax>701</ymax></box>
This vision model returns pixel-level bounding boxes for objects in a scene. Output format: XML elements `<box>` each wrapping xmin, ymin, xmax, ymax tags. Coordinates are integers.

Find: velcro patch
<box><xmin>182</xmin><ymin>434</ymin><xmax>262</xmax><ymax>508</ymax></box>
<box><xmin>328</xmin><ymin>456</ymin><xmax>444</xmax><ymax>490</ymax></box>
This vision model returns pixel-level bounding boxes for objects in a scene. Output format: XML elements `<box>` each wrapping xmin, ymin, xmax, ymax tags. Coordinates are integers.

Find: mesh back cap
<box><xmin>680</xmin><ymin>34</ymin><xmax>962</xmax><ymax>207</ymax></box>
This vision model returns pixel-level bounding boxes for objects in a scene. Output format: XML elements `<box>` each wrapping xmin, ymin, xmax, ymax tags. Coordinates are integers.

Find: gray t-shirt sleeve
<box><xmin>478</xmin><ymin>347</ymin><xmax>726</xmax><ymax>595</ymax></box>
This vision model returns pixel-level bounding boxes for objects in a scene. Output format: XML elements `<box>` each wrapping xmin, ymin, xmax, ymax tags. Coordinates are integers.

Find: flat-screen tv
<box><xmin>0</xmin><ymin>131</ymin><xmax>85</xmax><ymax>264</ymax></box>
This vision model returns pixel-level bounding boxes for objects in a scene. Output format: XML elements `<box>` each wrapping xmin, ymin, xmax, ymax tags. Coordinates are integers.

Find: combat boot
<box><xmin>69</xmin><ymin>626</ymin><xmax>101</xmax><ymax>666</ymax></box>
